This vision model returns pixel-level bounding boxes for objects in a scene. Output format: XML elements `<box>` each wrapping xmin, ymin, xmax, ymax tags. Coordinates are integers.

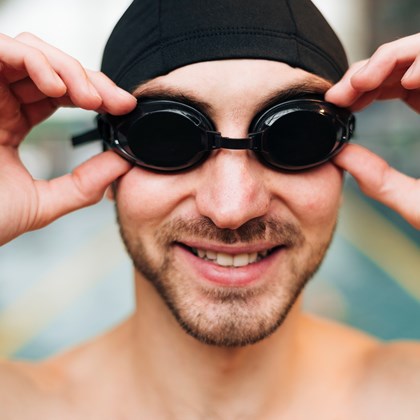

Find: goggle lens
<box><xmin>72</xmin><ymin>97</ymin><xmax>354</xmax><ymax>172</ymax></box>
<box><xmin>260</xmin><ymin>110</ymin><xmax>339</xmax><ymax>168</ymax></box>
<box><xmin>126</xmin><ymin>112</ymin><xmax>206</xmax><ymax>169</ymax></box>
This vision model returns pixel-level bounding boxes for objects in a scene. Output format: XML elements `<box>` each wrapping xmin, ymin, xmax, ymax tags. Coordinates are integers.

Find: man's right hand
<box><xmin>0</xmin><ymin>33</ymin><xmax>137</xmax><ymax>246</ymax></box>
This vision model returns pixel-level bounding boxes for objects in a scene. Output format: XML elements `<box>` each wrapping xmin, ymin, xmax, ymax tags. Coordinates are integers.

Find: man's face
<box><xmin>115</xmin><ymin>59</ymin><xmax>343</xmax><ymax>347</ymax></box>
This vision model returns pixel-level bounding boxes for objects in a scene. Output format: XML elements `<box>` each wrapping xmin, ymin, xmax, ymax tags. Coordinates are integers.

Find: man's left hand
<box><xmin>326</xmin><ymin>33</ymin><xmax>420</xmax><ymax>229</ymax></box>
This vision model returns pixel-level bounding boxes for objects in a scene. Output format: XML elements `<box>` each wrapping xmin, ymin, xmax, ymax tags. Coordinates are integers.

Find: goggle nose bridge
<box><xmin>206</xmin><ymin>132</ymin><xmax>262</xmax><ymax>151</ymax></box>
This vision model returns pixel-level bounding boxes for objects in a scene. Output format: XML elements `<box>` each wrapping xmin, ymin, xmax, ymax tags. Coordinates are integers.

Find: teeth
<box><xmin>197</xmin><ymin>249</ymin><xmax>206</xmax><ymax>258</ymax></box>
<box><xmin>217</xmin><ymin>253</ymin><xmax>233</xmax><ymax>267</ymax></box>
<box><xmin>249</xmin><ymin>252</ymin><xmax>258</xmax><ymax>263</ymax></box>
<box><xmin>233</xmin><ymin>253</ymin><xmax>249</xmax><ymax>267</ymax></box>
<box><xmin>191</xmin><ymin>248</ymin><xmax>272</xmax><ymax>267</ymax></box>
<box><xmin>206</xmin><ymin>250</ymin><xmax>217</xmax><ymax>260</ymax></box>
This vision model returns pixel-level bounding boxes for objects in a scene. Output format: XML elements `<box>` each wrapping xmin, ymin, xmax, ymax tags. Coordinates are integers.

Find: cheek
<box><xmin>115</xmin><ymin>168</ymin><xmax>195</xmax><ymax>228</ymax></box>
<box><xmin>274</xmin><ymin>164</ymin><xmax>343</xmax><ymax>231</ymax></box>
<box><xmin>116</xmin><ymin>164</ymin><xmax>343</xmax><ymax>238</ymax></box>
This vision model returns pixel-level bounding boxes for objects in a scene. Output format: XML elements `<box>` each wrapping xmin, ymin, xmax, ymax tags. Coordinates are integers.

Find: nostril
<box><xmin>195</xmin><ymin>152</ymin><xmax>270</xmax><ymax>229</ymax></box>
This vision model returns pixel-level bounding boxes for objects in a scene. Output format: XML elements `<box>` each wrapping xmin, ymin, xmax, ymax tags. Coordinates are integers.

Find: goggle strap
<box><xmin>71</xmin><ymin>128</ymin><xmax>101</xmax><ymax>147</ymax></box>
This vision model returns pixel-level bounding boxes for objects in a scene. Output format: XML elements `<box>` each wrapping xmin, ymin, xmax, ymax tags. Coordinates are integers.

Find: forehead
<box><xmin>133</xmin><ymin>59</ymin><xmax>332</xmax><ymax>114</ymax></box>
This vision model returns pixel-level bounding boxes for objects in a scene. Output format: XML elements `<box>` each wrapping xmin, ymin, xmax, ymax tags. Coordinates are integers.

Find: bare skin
<box><xmin>0</xmin><ymin>33</ymin><xmax>419</xmax><ymax>419</ymax></box>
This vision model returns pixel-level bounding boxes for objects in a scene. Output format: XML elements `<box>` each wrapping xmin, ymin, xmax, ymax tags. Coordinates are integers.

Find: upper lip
<box><xmin>176</xmin><ymin>240</ymin><xmax>284</xmax><ymax>255</ymax></box>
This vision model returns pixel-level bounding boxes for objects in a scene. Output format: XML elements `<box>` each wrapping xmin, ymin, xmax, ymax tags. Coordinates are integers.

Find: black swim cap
<box><xmin>101</xmin><ymin>0</ymin><xmax>348</xmax><ymax>92</ymax></box>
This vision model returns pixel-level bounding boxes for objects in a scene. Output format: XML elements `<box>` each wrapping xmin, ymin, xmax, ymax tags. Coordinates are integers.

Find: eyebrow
<box><xmin>133</xmin><ymin>78</ymin><xmax>331</xmax><ymax>116</ymax></box>
<box><xmin>134</xmin><ymin>88</ymin><xmax>216</xmax><ymax>115</ymax></box>
<box><xmin>254</xmin><ymin>80</ymin><xmax>331</xmax><ymax>113</ymax></box>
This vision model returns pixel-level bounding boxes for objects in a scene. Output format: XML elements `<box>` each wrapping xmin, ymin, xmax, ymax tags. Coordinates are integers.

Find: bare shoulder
<box><xmin>0</xmin><ymin>324</ymin><xmax>133</xmax><ymax>419</ymax></box>
<box><xmin>360</xmin><ymin>340</ymin><xmax>420</xmax><ymax>391</ymax></box>
<box><xmin>0</xmin><ymin>351</ymin><xmax>99</xmax><ymax>420</ymax></box>
<box><xmin>300</xmin><ymin>313</ymin><xmax>380</xmax><ymax>361</ymax></box>
<box><xmin>368</xmin><ymin>340</ymin><xmax>420</xmax><ymax>376</ymax></box>
<box><xmin>3</xmin><ymin>353</ymin><xmax>111</xmax><ymax>420</ymax></box>
<box><xmin>303</xmin><ymin>313</ymin><xmax>420</xmax><ymax>373</ymax></box>
<box><xmin>0</xmin><ymin>358</ymin><xmax>43</xmax><ymax>392</ymax></box>
<box><xmin>0</xmin><ymin>359</ymin><xmax>53</xmax><ymax>418</ymax></box>
<box><xmin>350</xmin><ymin>340</ymin><xmax>420</xmax><ymax>418</ymax></box>
<box><xmin>302</xmin><ymin>314</ymin><xmax>420</xmax><ymax>417</ymax></box>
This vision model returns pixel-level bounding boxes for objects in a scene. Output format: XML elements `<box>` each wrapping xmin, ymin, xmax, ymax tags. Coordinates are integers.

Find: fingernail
<box><xmin>117</xmin><ymin>87</ymin><xmax>136</xmax><ymax>100</ymax></box>
<box><xmin>326</xmin><ymin>85</ymin><xmax>337</xmax><ymax>94</ymax></box>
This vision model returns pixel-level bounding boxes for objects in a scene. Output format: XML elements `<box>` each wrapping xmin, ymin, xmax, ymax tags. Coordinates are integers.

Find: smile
<box><xmin>175</xmin><ymin>242</ymin><xmax>285</xmax><ymax>286</ymax></box>
<box><xmin>186</xmin><ymin>246</ymin><xmax>279</xmax><ymax>268</ymax></box>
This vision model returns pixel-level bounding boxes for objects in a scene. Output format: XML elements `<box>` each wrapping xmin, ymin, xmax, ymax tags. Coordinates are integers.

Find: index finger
<box><xmin>326</xmin><ymin>34</ymin><xmax>420</xmax><ymax>108</ymax></box>
<box><xmin>15</xmin><ymin>33</ymin><xmax>137</xmax><ymax>115</ymax></box>
<box><xmin>0</xmin><ymin>33</ymin><xmax>67</xmax><ymax>97</ymax></box>
<box><xmin>325</xmin><ymin>60</ymin><xmax>367</xmax><ymax>107</ymax></box>
<box><xmin>350</xmin><ymin>34</ymin><xmax>420</xmax><ymax>92</ymax></box>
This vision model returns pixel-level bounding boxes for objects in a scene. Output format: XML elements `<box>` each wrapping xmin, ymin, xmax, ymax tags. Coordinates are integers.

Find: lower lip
<box><xmin>174</xmin><ymin>245</ymin><xmax>283</xmax><ymax>287</ymax></box>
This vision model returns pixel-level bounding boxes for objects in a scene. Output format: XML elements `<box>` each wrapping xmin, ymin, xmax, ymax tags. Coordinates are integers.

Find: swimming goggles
<box><xmin>72</xmin><ymin>97</ymin><xmax>355</xmax><ymax>172</ymax></box>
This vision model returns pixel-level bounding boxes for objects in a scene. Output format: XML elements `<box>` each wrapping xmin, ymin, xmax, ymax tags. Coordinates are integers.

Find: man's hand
<box><xmin>0</xmin><ymin>33</ymin><xmax>137</xmax><ymax>245</ymax></box>
<box><xmin>326</xmin><ymin>33</ymin><xmax>420</xmax><ymax>229</ymax></box>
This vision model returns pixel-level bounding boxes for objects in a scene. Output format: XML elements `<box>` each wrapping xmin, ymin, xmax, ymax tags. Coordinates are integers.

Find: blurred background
<box><xmin>0</xmin><ymin>0</ymin><xmax>419</xmax><ymax>360</ymax></box>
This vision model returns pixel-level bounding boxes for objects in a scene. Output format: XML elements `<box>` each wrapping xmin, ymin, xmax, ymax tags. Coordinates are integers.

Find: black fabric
<box><xmin>101</xmin><ymin>0</ymin><xmax>348</xmax><ymax>92</ymax></box>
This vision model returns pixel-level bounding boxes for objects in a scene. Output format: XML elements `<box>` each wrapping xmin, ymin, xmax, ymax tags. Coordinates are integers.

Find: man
<box><xmin>0</xmin><ymin>0</ymin><xmax>419</xmax><ymax>418</ymax></box>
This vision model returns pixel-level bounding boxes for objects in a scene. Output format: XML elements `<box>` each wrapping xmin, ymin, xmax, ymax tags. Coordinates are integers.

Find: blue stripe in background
<box><xmin>14</xmin><ymin>262</ymin><xmax>134</xmax><ymax>360</ymax></box>
<box><xmin>316</xmin><ymin>235</ymin><xmax>420</xmax><ymax>340</ymax></box>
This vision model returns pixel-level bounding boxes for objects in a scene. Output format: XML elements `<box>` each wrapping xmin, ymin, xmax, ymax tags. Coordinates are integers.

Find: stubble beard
<box><xmin>118</xmin><ymin>211</ymin><xmax>334</xmax><ymax>347</ymax></box>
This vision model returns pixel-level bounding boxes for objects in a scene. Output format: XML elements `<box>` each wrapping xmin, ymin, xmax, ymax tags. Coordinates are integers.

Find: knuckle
<box><xmin>348</xmin><ymin>63</ymin><xmax>359</xmax><ymax>72</ymax></box>
<box><xmin>25</xmin><ymin>47</ymin><xmax>47</xmax><ymax>64</ymax></box>
<box><xmin>88</xmin><ymin>69</ymin><xmax>100</xmax><ymax>77</ymax></box>
<box><xmin>71</xmin><ymin>168</ymin><xmax>90</xmax><ymax>203</ymax></box>
<box><xmin>15</xmin><ymin>31</ymin><xmax>36</xmax><ymax>41</ymax></box>
<box><xmin>94</xmin><ymin>70</ymin><xmax>107</xmax><ymax>81</ymax></box>
<box><xmin>67</xmin><ymin>57</ymin><xmax>88</xmax><ymax>77</ymax></box>
<box><xmin>376</xmin><ymin>42</ymin><xmax>391</xmax><ymax>53</ymax></box>
<box><xmin>373</xmin><ymin>42</ymin><xmax>396</xmax><ymax>60</ymax></box>
<box><xmin>349</xmin><ymin>61</ymin><xmax>365</xmax><ymax>72</ymax></box>
<box><xmin>378</xmin><ymin>163</ymin><xmax>393</xmax><ymax>192</ymax></box>
<box><xmin>71</xmin><ymin>167</ymin><xmax>101</xmax><ymax>205</ymax></box>
<box><xmin>94</xmin><ymin>70</ymin><xmax>114</xmax><ymax>85</ymax></box>
<box><xmin>73</xmin><ymin>57</ymin><xmax>83</xmax><ymax>68</ymax></box>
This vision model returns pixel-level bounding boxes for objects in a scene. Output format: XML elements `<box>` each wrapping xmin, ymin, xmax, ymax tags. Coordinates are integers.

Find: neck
<box><xmin>124</xmin><ymin>271</ymin><xmax>305</xmax><ymax>418</ymax></box>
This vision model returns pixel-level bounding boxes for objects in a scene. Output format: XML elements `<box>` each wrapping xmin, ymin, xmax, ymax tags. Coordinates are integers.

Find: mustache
<box><xmin>157</xmin><ymin>217</ymin><xmax>304</xmax><ymax>247</ymax></box>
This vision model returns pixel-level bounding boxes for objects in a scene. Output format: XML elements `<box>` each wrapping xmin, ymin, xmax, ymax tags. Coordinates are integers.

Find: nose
<box><xmin>195</xmin><ymin>150</ymin><xmax>271</xmax><ymax>229</ymax></box>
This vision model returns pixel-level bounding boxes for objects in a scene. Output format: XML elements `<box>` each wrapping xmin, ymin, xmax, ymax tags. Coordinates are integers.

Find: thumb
<box><xmin>33</xmin><ymin>150</ymin><xmax>132</xmax><ymax>229</ymax></box>
<box><xmin>333</xmin><ymin>144</ymin><xmax>420</xmax><ymax>229</ymax></box>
